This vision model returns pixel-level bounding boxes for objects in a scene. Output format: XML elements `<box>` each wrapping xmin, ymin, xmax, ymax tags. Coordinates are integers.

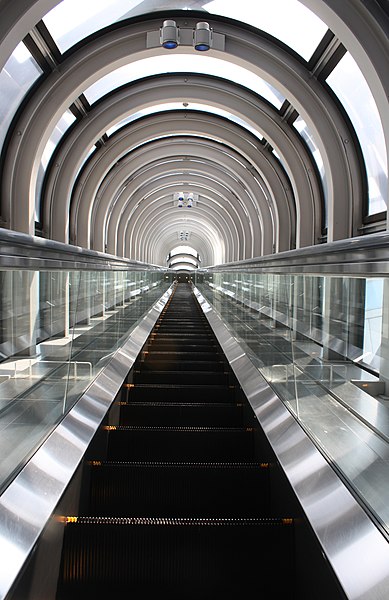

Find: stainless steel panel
<box><xmin>200</xmin><ymin>231</ymin><xmax>389</xmax><ymax>276</ymax></box>
<box><xmin>0</xmin><ymin>229</ymin><xmax>165</xmax><ymax>271</ymax></box>
<box><xmin>0</xmin><ymin>286</ymin><xmax>173</xmax><ymax>600</ymax></box>
<box><xmin>193</xmin><ymin>286</ymin><xmax>389</xmax><ymax>600</ymax></box>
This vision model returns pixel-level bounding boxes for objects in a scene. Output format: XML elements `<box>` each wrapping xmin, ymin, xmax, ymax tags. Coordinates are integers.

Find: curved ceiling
<box><xmin>0</xmin><ymin>1</ymin><xmax>387</xmax><ymax>269</ymax></box>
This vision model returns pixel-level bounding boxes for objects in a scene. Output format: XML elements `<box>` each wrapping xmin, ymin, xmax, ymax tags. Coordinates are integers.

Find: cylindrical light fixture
<box><xmin>161</xmin><ymin>20</ymin><xmax>179</xmax><ymax>49</ymax></box>
<box><xmin>194</xmin><ymin>22</ymin><xmax>211</xmax><ymax>51</ymax></box>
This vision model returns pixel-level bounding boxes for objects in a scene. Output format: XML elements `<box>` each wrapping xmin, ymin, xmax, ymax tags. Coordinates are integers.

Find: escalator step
<box><xmin>147</xmin><ymin>340</ymin><xmax>219</xmax><ymax>349</ymax></box>
<box><xmin>57</xmin><ymin>284</ymin><xmax>298</xmax><ymax>600</ymax></box>
<box><xmin>106</xmin><ymin>427</ymin><xmax>256</xmax><ymax>462</ymax></box>
<box><xmin>122</xmin><ymin>384</ymin><xmax>237</xmax><ymax>403</ymax></box>
<box><xmin>140</xmin><ymin>351</ymin><xmax>222</xmax><ymax>361</ymax></box>
<box><xmin>149</xmin><ymin>333</ymin><xmax>215</xmax><ymax>340</ymax></box>
<box><xmin>153</xmin><ymin>331</ymin><xmax>211</xmax><ymax>336</ymax></box>
<box><xmin>136</xmin><ymin>359</ymin><xmax>226</xmax><ymax>372</ymax></box>
<box><xmin>133</xmin><ymin>370</ymin><xmax>230</xmax><ymax>385</ymax></box>
<box><xmin>155</xmin><ymin>320</ymin><xmax>208</xmax><ymax>326</ymax></box>
<box><xmin>86</xmin><ymin>461</ymin><xmax>271</xmax><ymax>517</ymax></box>
<box><xmin>119</xmin><ymin>402</ymin><xmax>244</xmax><ymax>426</ymax></box>
<box><xmin>57</xmin><ymin>517</ymin><xmax>295</xmax><ymax>599</ymax></box>
<box><xmin>148</xmin><ymin>340</ymin><xmax>217</xmax><ymax>349</ymax></box>
<box><xmin>146</xmin><ymin>343</ymin><xmax>219</xmax><ymax>351</ymax></box>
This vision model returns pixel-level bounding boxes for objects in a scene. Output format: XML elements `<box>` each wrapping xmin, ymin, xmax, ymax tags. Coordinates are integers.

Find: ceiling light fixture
<box><xmin>150</xmin><ymin>22</ymin><xmax>224</xmax><ymax>52</ymax></box>
<box><xmin>175</xmin><ymin>191</ymin><xmax>196</xmax><ymax>208</ymax></box>
<box><xmin>160</xmin><ymin>19</ymin><xmax>179</xmax><ymax>49</ymax></box>
<box><xmin>194</xmin><ymin>22</ymin><xmax>212</xmax><ymax>51</ymax></box>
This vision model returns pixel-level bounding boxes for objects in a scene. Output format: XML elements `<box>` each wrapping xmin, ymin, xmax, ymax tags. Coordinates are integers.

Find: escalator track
<box><xmin>56</xmin><ymin>282</ymin><xmax>296</xmax><ymax>599</ymax></box>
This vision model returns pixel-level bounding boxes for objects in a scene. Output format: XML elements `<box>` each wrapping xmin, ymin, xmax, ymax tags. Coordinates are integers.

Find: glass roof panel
<box><xmin>73</xmin><ymin>145</ymin><xmax>97</xmax><ymax>180</ymax></box>
<box><xmin>171</xmin><ymin>245</ymin><xmax>198</xmax><ymax>257</ymax></box>
<box><xmin>170</xmin><ymin>256</ymin><xmax>198</xmax><ymax>266</ymax></box>
<box><xmin>106</xmin><ymin>102</ymin><xmax>264</xmax><ymax>141</ymax></box>
<box><xmin>42</xmin><ymin>0</ymin><xmax>326</xmax><ymax>61</ymax></box>
<box><xmin>0</xmin><ymin>42</ymin><xmax>42</xmax><ymax>157</ymax></box>
<box><xmin>203</xmin><ymin>0</ymin><xmax>328</xmax><ymax>60</ymax></box>
<box><xmin>170</xmin><ymin>263</ymin><xmax>196</xmax><ymax>270</ymax></box>
<box><xmin>41</xmin><ymin>110</ymin><xmax>76</xmax><ymax>171</ymax></box>
<box><xmin>84</xmin><ymin>54</ymin><xmax>284</xmax><ymax>107</ymax></box>
<box><xmin>43</xmin><ymin>0</ymin><xmax>144</xmax><ymax>53</ymax></box>
<box><xmin>43</xmin><ymin>1</ymin><xmax>206</xmax><ymax>53</ymax></box>
<box><xmin>327</xmin><ymin>52</ymin><xmax>387</xmax><ymax>216</ymax></box>
<box><xmin>293</xmin><ymin>116</ymin><xmax>328</xmax><ymax>224</ymax></box>
<box><xmin>35</xmin><ymin>110</ymin><xmax>76</xmax><ymax>220</ymax></box>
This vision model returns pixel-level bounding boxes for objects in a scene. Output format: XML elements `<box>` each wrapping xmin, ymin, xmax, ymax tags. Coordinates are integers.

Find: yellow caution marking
<box><xmin>66</xmin><ymin>516</ymin><xmax>78</xmax><ymax>523</ymax></box>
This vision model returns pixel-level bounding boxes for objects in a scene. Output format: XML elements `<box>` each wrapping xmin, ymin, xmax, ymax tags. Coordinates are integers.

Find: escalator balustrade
<box><xmin>56</xmin><ymin>283</ymin><xmax>295</xmax><ymax>599</ymax></box>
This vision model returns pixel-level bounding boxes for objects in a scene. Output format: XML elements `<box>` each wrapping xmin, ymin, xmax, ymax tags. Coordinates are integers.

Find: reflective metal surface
<box><xmin>0</xmin><ymin>268</ymin><xmax>170</xmax><ymax>494</ymax></box>
<box><xmin>194</xmin><ymin>285</ymin><xmax>389</xmax><ymax>600</ymax></box>
<box><xmin>0</xmin><ymin>286</ymin><xmax>173</xmax><ymax>600</ymax></box>
<box><xmin>0</xmin><ymin>229</ymin><xmax>164</xmax><ymax>271</ymax></box>
<box><xmin>201</xmin><ymin>231</ymin><xmax>389</xmax><ymax>276</ymax></box>
<box><xmin>194</xmin><ymin>264</ymin><xmax>389</xmax><ymax>536</ymax></box>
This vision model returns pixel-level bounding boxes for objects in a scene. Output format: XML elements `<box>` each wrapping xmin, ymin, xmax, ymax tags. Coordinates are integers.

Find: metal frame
<box><xmin>194</xmin><ymin>284</ymin><xmax>389</xmax><ymax>600</ymax></box>
<box><xmin>1</xmin><ymin>13</ymin><xmax>363</xmax><ymax>260</ymax></box>
<box><xmin>0</xmin><ymin>228</ymin><xmax>164</xmax><ymax>271</ymax></box>
<box><xmin>200</xmin><ymin>231</ymin><xmax>389</xmax><ymax>277</ymax></box>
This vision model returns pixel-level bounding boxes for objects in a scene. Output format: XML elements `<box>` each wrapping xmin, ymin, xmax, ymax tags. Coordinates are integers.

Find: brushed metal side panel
<box><xmin>0</xmin><ymin>229</ymin><xmax>164</xmax><ymax>271</ymax></box>
<box><xmin>201</xmin><ymin>231</ymin><xmax>389</xmax><ymax>276</ymax></box>
<box><xmin>194</xmin><ymin>286</ymin><xmax>389</xmax><ymax>600</ymax></box>
<box><xmin>0</xmin><ymin>287</ymin><xmax>173</xmax><ymax>600</ymax></box>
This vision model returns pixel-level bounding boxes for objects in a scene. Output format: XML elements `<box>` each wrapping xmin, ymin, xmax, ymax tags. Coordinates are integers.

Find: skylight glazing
<box><xmin>293</xmin><ymin>116</ymin><xmax>328</xmax><ymax>223</ymax></box>
<box><xmin>171</xmin><ymin>245</ymin><xmax>198</xmax><ymax>257</ymax></box>
<box><xmin>43</xmin><ymin>1</ymin><xmax>207</xmax><ymax>53</ymax></box>
<box><xmin>170</xmin><ymin>262</ymin><xmax>196</xmax><ymax>270</ymax></box>
<box><xmin>43</xmin><ymin>0</ymin><xmax>144</xmax><ymax>53</ymax></box>
<box><xmin>35</xmin><ymin>110</ymin><xmax>76</xmax><ymax>219</ymax></box>
<box><xmin>84</xmin><ymin>55</ymin><xmax>284</xmax><ymax>108</ymax></box>
<box><xmin>204</xmin><ymin>0</ymin><xmax>327</xmax><ymax>60</ymax></box>
<box><xmin>42</xmin><ymin>0</ymin><xmax>327</xmax><ymax>62</ymax></box>
<box><xmin>73</xmin><ymin>146</ymin><xmax>97</xmax><ymax>181</ymax></box>
<box><xmin>202</xmin><ymin>0</ymin><xmax>327</xmax><ymax>60</ymax></box>
<box><xmin>170</xmin><ymin>256</ymin><xmax>198</xmax><ymax>267</ymax></box>
<box><xmin>106</xmin><ymin>102</ymin><xmax>264</xmax><ymax>142</ymax></box>
<box><xmin>327</xmin><ymin>52</ymin><xmax>388</xmax><ymax>216</ymax></box>
<box><xmin>0</xmin><ymin>42</ymin><xmax>42</xmax><ymax>157</ymax></box>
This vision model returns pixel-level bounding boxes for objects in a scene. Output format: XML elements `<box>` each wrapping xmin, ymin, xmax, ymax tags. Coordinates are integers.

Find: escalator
<box><xmin>55</xmin><ymin>283</ymin><xmax>302</xmax><ymax>598</ymax></box>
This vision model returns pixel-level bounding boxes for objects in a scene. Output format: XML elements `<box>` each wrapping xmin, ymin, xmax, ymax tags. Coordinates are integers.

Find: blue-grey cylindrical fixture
<box><xmin>194</xmin><ymin>22</ymin><xmax>211</xmax><ymax>51</ymax></box>
<box><xmin>161</xmin><ymin>20</ymin><xmax>178</xmax><ymax>49</ymax></box>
